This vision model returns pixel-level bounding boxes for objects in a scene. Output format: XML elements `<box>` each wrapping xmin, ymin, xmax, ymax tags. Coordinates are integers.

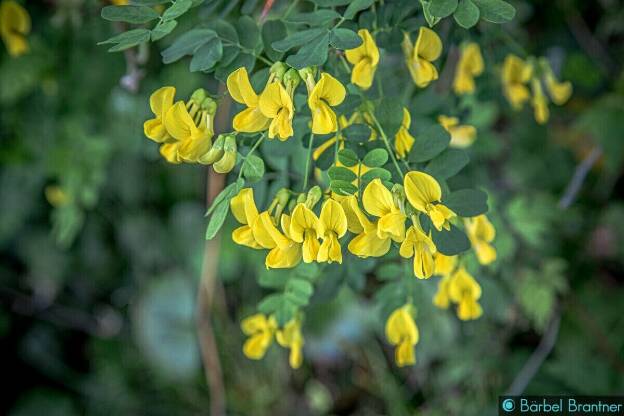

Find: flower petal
<box><xmin>415</xmin><ymin>27</ymin><xmax>442</xmax><ymax>61</ymax></box>
<box><xmin>227</xmin><ymin>67</ymin><xmax>259</xmax><ymax>107</ymax></box>
<box><xmin>404</xmin><ymin>171</ymin><xmax>442</xmax><ymax>212</ymax></box>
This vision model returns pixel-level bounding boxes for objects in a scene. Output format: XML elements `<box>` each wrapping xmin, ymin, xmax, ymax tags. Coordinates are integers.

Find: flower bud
<box><xmin>190</xmin><ymin>88</ymin><xmax>207</xmax><ymax>105</ymax></box>
<box><xmin>199</xmin><ymin>134</ymin><xmax>225</xmax><ymax>164</ymax></box>
<box><xmin>270</xmin><ymin>62</ymin><xmax>288</xmax><ymax>80</ymax></box>
<box><xmin>305</xmin><ymin>185</ymin><xmax>322</xmax><ymax>208</ymax></box>
<box><xmin>213</xmin><ymin>135</ymin><xmax>238</xmax><ymax>173</ymax></box>
<box><xmin>201</xmin><ymin>96</ymin><xmax>217</xmax><ymax>115</ymax></box>
<box><xmin>283</xmin><ymin>68</ymin><xmax>301</xmax><ymax>90</ymax></box>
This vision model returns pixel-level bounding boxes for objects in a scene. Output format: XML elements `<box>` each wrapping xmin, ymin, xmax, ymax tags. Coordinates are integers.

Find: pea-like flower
<box><xmin>448</xmin><ymin>267</ymin><xmax>483</xmax><ymax>320</ymax></box>
<box><xmin>464</xmin><ymin>215</ymin><xmax>497</xmax><ymax>265</ymax></box>
<box><xmin>276</xmin><ymin>318</ymin><xmax>304</xmax><ymax>369</ymax></box>
<box><xmin>144</xmin><ymin>86</ymin><xmax>176</xmax><ymax>143</ymax></box>
<box><xmin>346</xmin><ymin>195</ymin><xmax>392</xmax><ymax>258</ymax></box>
<box><xmin>307</xmin><ymin>73</ymin><xmax>346</xmax><ymax>134</ymax></box>
<box><xmin>404</xmin><ymin>171</ymin><xmax>456</xmax><ymax>231</ymax></box>
<box><xmin>317</xmin><ymin>199</ymin><xmax>348</xmax><ymax>264</ymax></box>
<box><xmin>230</xmin><ymin>188</ymin><xmax>261</xmax><ymax>249</ymax></box>
<box><xmin>502</xmin><ymin>54</ymin><xmax>533</xmax><ymax>110</ymax></box>
<box><xmin>395</xmin><ymin>108</ymin><xmax>415</xmax><ymax>159</ymax></box>
<box><xmin>400</xmin><ymin>222</ymin><xmax>436</xmax><ymax>279</ymax></box>
<box><xmin>453</xmin><ymin>43</ymin><xmax>484</xmax><ymax>95</ymax></box>
<box><xmin>385</xmin><ymin>304</ymin><xmax>419</xmax><ymax>367</ymax></box>
<box><xmin>434</xmin><ymin>253</ymin><xmax>457</xmax><ymax>276</ymax></box>
<box><xmin>241</xmin><ymin>313</ymin><xmax>277</xmax><ymax>360</ymax></box>
<box><xmin>164</xmin><ymin>98</ymin><xmax>214</xmax><ymax>163</ymax></box>
<box><xmin>433</xmin><ymin>274</ymin><xmax>452</xmax><ymax>309</ymax></box>
<box><xmin>0</xmin><ymin>0</ymin><xmax>30</xmax><ymax>57</ymax></box>
<box><xmin>256</xmin><ymin>212</ymin><xmax>303</xmax><ymax>269</ymax></box>
<box><xmin>259</xmin><ymin>82</ymin><xmax>294</xmax><ymax>140</ymax></box>
<box><xmin>362</xmin><ymin>179</ymin><xmax>406</xmax><ymax>242</ymax></box>
<box><xmin>544</xmin><ymin>71</ymin><xmax>572</xmax><ymax>105</ymax></box>
<box><xmin>438</xmin><ymin>115</ymin><xmax>477</xmax><ymax>148</ymax></box>
<box><xmin>402</xmin><ymin>27</ymin><xmax>443</xmax><ymax>88</ymax></box>
<box><xmin>289</xmin><ymin>203</ymin><xmax>322</xmax><ymax>263</ymax></box>
<box><xmin>227</xmin><ymin>67</ymin><xmax>271</xmax><ymax>133</ymax></box>
<box><xmin>345</xmin><ymin>29</ymin><xmax>379</xmax><ymax>90</ymax></box>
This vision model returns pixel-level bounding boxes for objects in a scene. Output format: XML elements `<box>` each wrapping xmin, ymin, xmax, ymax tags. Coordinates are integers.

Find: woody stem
<box><xmin>368</xmin><ymin>111</ymin><xmax>404</xmax><ymax>178</ymax></box>
<box><xmin>302</xmin><ymin>133</ymin><xmax>315</xmax><ymax>191</ymax></box>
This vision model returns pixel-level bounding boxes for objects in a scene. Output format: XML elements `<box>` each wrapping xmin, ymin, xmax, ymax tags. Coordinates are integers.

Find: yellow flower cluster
<box><xmin>502</xmin><ymin>54</ymin><xmax>572</xmax><ymax>124</ymax></box>
<box><xmin>0</xmin><ymin>0</ymin><xmax>30</xmax><ymax>57</ymax></box>
<box><xmin>241</xmin><ymin>313</ymin><xmax>304</xmax><ymax>369</ymax></box>
<box><xmin>453</xmin><ymin>43</ymin><xmax>484</xmax><ymax>95</ymax></box>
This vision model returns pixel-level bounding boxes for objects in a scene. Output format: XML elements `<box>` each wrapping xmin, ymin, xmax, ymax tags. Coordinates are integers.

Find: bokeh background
<box><xmin>1</xmin><ymin>0</ymin><xmax>623</xmax><ymax>415</ymax></box>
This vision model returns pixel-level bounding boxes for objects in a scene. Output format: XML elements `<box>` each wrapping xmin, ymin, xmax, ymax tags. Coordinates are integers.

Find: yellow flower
<box><xmin>531</xmin><ymin>78</ymin><xmax>549</xmax><ymax>124</ymax></box>
<box><xmin>464</xmin><ymin>215</ymin><xmax>496</xmax><ymax>265</ymax></box>
<box><xmin>402</xmin><ymin>27</ymin><xmax>442</xmax><ymax>88</ymax></box>
<box><xmin>317</xmin><ymin>199</ymin><xmax>348</xmax><ymax>264</ymax></box>
<box><xmin>259</xmin><ymin>81</ymin><xmax>294</xmax><ymax>140</ymax></box>
<box><xmin>362</xmin><ymin>179</ymin><xmax>406</xmax><ymax>242</ymax></box>
<box><xmin>256</xmin><ymin>212</ymin><xmax>302</xmax><ymax>269</ymax></box>
<box><xmin>545</xmin><ymin>72</ymin><xmax>572</xmax><ymax>105</ymax></box>
<box><xmin>404</xmin><ymin>171</ymin><xmax>456</xmax><ymax>231</ymax></box>
<box><xmin>502</xmin><ymin>54</ymin><xmax>533</xmax><ymax>110</ymax></box>
<box><xmin>289</xmin><ymin>203</ymin><xmax>321</xmax><ymax>263</ymax></box>
<box><xmin>308</xmin><ymin>73</ymin><xmax>346</xmax><ymax>134</ymax></box>
<box><xmin>276</xmin><ymin>318</ymin><xmax>304</xmax><ymax>369</ymax></box>
<box><xmin>241</xmin><ymin>313</ymin><xmax>277</xmax><ymax>359</ymax></box>
<box><xmin>433</xmin><ymin>274</ymin><xmax>452</xmax><ymax>309</ymax></box>
<box><xmin>45</xmin><ymin>185</ymin><xmax>69</xmax><ymax>207</ymax></box>
<box><xmin>312</xmin><ymin>115</ymin><xmax>350</xmax><ymax>161</ymax></box>
<box><xmin>434</xmin><ymin>253</ymin><xmax>457</xmax><ymax>276</ymax></box>
<box><xmin>345</xmin><ymin>29</ymin><xmax>379</xmax><ymax>90</ymax></box>
<box><xmin>346</xmin><ymin>195</ymin><xmax>392</xmax><ymax>257</ymax></box>
<box><xmin>453</xmin><ymin>43</ymin><xmax>483</xmax><ymax>95</ymax></box>
<box><xmin>395</xmin><ymin>108</ymin><xmax>415</xmax><ymax>159</ymax></box>
<box><xmin>227</xmin><ymin>67</ymin><xmax>271</xmax><ymax>133</ymax></box>
<box><xmin>448</xmin><ymin>267</ymin><xmax>482</xmax><ymax>320</ymax></box>
<box><xmin>400</xmin><ymin>222</ymin><xmax>437</xmax><ymax>279</ymax></box>
<box><xmin>164</xmin><ymin>100</ymin><xmax>213</xmax><ymax>163</ymax></box>
<box><xmin>385</xmin><ymin>304</ymin><xmax>419</xmax><ymax>367</ymax></box>
<box><xmin>334</xmin><ymin>194</ymin><xmax>364</xmax><ymax>234</ymax></box>
<box><xmin>144</xmin><ymin>86</ymin><xmax>176</xmax><ymax>143</ymax></box>
<box><xmin>0</xmin><ymin>0</ymin><xmax>30</xmax><ymax>57</ymax></box>
<box><xmin>438</xmin><ymin>115</ymin><xmax>476</xmax><ymax>148</ymax></box>
<box><xmin>230</xmin><ymin>188</ymin><xmax>261</xmax><ymax>249</ymax></box>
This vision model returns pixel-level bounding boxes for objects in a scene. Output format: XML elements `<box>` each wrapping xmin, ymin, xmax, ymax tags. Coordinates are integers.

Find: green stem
<box><xmin>368</xmin><ymin>112</ymin><xmax>404</xmax><ymax>178</ymax></box>
<box><xmin>284</xmin><ymin>0</ymin><xmax>300</xmax><ymax>18</ymax></box>
<box><xmin>237</xmin><ymin>133</ymin><xmax>266</xmax><ymax>180</ymax></box>
<box><xmin>302</xmin><ymin>133</ymin><xmax>315</xmax><ymax>191</ymax></box>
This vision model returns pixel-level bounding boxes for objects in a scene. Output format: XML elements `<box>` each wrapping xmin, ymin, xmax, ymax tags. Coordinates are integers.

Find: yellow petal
<box><xmin>230</xmin><ymin>188</ymin><xmax>259</xmax><ymax>225</ymax></box>
<box><xmin>348</xmin><ymin>228</ymin><xmax>391</xmax><ymax>258</ymax></box>
<box><xmin>448</xmin><ymin>267</ymin><xmax>481</xmax><ymax>302</ymax></box>
<box><xmin>227</xmin><ymin>67</ymin><xmax>259</xmax><ymax>107</ymax></box>
<box><xmin>232</xmin><ymin>225</ymin><xmax>261</xmax><ymax>248</ymax></box>
<box><xmin>413</xmin><ymin>243</ymin><xmax>435</xmax><ymax>279</ymax></box>
<box><xmin>362</xmin><ymin>179</ymin><xmax>395</xmax><ymax>218</ymax></box>
<box><xmin>310</xmin><ymin>101</ymin><xmax>338</xmax><ymax>134</ymax></box>
<box><xmin>545</xmin><ymin>74</ymin><xmax>572</xmax><ymax>105</ymax></box>
<box><xmin>457</xmin><ymin>298</ymin><xmax>483</xmax><ymax>320</ymax></box>
<box><xmin>243</xmin><ymin>333</ymin><xmax>272</xmax><ymax>359</ymax></box>
<box><xmin>149</xmin><ymin>86</ymin><xmax>176</xmax><ymax>119</ymax></box>
<box><xmin>404</xmin><ymin>171</ymin><xmax>442</xmax><ymax>212</ymax></box>
<box><xmin>311</xmin><ymin>73</ymin><xmax>346</xmax><ymax>106</ymax></box>
<box><xmin>336</xmin><ymin>195</ymin><xmax>364</xmax><ymax>234</ymax></box>
<box><xmin>433</xmin><ymin>275</ymin><xmax>452</xmax><ymax>309</ymax></box>
<box><xmin>475</xmin><ymin>241</ymin><xmax>497</xmax><ymax>265</ymax></box>
<box><xmin>251</xmin><ymin>212</ymin><xmax>278</xmax><ymax>249</ymax></box>
<box><xmin>233</xmin><ymin>107</ymin><xmax>270</xmax><ymax>133</ymax></box>
<box><xmin>415</xmin><ymin>27</ymin><xmax>442</xmax><ymax>61</ymax></box>
<box><xmin>144</xmin><ymin>119</ymin><xmax>169</xmax><ymax>143</ymax></box>
<box><xmin>377</xmin><ymin>211</ymin><xmax>406</xmax><ymax>242</ymax></box>
<box><xmin>434</xmin><ymin>253</ymin><xmax>457</xmax><ymax>276</ymax></box>
<box><xmin>241</xmin><ymin>313</ymin><xmax>269</xmax><ymax>335</ymax></box>
<box><xmin>259</xmin><ymin>82</ymin><xmax>293</xmax><ymax>118</ymax></box>
<box><xmin>385</xmin><ymin>305</ymin><xmax>418</xmax><ymax>345</ymax></box>
<box><xmin>317</xmin><ymin>233</ymin><xmax>342</xmax><ymax>264</ymax></box>
<box><xmin>395</xmin><ymin>340</ymin><xmax>417</xmax><ymax>367</ymax></box>
<box><xmin>319</xmin><ymin>199</ymin><xmax>348</xmax><ymax>237</ymax></box>
<box><xmin>159</xmin><ymin>142</ymin><xmax>181</xmax><ymax>164</ymax></box>
<box><xmin>0</xmin><ymin>0</ymin><xmax>30</xmax><ymax>57</ymax></box>
<box><xmin>164</xmin><ymin>101</ymin><xmax>195</xmax><ymax>141</ymax></box>
<box><xmin>345</xmin><ymin>29</ymin><xmax>379</xmax><ymax>66</ymax></box>
<box><xmin>265</xmin><ymin>243</ymin><xmax>302</xmax><ymax>269</ymax></box>
<box><xmin>269</xmin><ymin>107</ymin><xmax>294</xmax><ymax>140</ymax></box>
<box><xmin>351</xmin><ymin>59</ymin><xmax>376</xmax><ymax>90</ymax></box>
<box><xmin>290</xmin><ymin>203</ymin><xmax>320</xmax><ymax>243</ymax></box>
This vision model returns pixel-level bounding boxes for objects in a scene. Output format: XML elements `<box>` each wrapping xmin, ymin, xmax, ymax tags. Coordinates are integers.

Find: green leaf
<box><xmin>214</xmin><ymin>52</ymin><xmax>255</xmax><ymax>82</ymax></box>
<box><xmin>429</xmin><ymin>0</ymin><xmax>458</xmax><ymax>18</ymax></box>
<box><xmin>432</xmin><ymin>224</ymin><xmax>471</xmax><ymax>255</ymax></box>
<box><xmin>344</xmin><ymin>0</ymin><xmax>374</xmax><ymax>19</ymax></box>
<box><xmin>453</xmin><ymin>0</ymin><xmax>480</xmax><ymax>28</ymax></box>
<box><xmin>215</xmin><ymin>20</ymin><xmax>239</xmax><ymax>43</ymax></box>
<box><xmin>161</xmin><ymin>29</ymin><xmax>216</xmax><ymax>64</ymax></box>
<box><xmin>425</xmin><ymin>148</ymin><xmax>469</xmax><ymax>179</ymax></box>
<box><xmin>272</xmin><ymin>28</ymin><xmax>327</xmax><ymax>52</ymax></box>
<box><xmin>444</xmin><ymin>189</ymin><xmax>488</xmax><ymax>217</ymax></box>
<box><xmin>242</xmin><ymin>154</ymin><xmax>265</xmax><ymax>183</ymax></box>
<box><xmin>285</xmin><ymin>10</ymin><xmax>341</xmax><ymax>26</ymax></box>
<box><xmin>189</xmin><ymin>37</ymin><xmax>223</xmax><ymax>72</ymax></box>
<box><xmin>205</xmin><ymin>179</ymin><xmax>244</xmax><ymax>239</ymax></box>
<box><xmin>258</xmin><ymin>293</ymin><xmax>284</xmax><ymax>312</ymax></box>
<box><xmin>236</xmin><ymin>16</ymin><xmax>260</xmax><ymax>50</ymax></box>
<box><xmin>285</xmin><ymin>32</ymin><xmax>330</xmax><ymax>69</ymax></box>
<box><xmin>262</xmin><ymin>20</ymin><xmax>286</xmax><ymax>61</ymax></box>
<box><xmin>329</xmin><ymin>28</ymin><xmax>362</xmax><ymax>50</ymax></box>
<box><xmin>151</xmin><ymin>20</ymin><xmax>178</xmax><ymax>41</ymax></box>
<box><xmin>420</xmin><ymin>0</ymin><xmax>442</xmax><ymax>27</ymax></box>
<box><xmin>285</xmin><ymin>278</ymin><xmax>314</xmax><ymax>306</ymax></box>
<box><xmin>472</xmin><ymin>0</ymin><xmax>515</xmax><ymax>23</ymax></box>
<box><xmin>375</xmin><ymin>98</ymin><xmax>403</xmax><ymax>138</ymax></box>
<box><xmin>360</xmin><ymin>167</ymin><xmax>392</xmax><ymax>183</ymax></box>
<box><xmin>328</xmin><ymin>166</ymin><xmax>357</xmax><ymax>182</ymax></box>
<box><xmin>330</xmin><ymin>180</ymin><xmax>358</xmax><ymax>196</ymax></box>
<box><xmin>101</xmin><ymin>5</ymin><xmax>160</xmax><ymax>23</ymax></box>
<box><xmin>162</xmin><ymin>0</ymin><xmax>192</xmax><ymax>21</ymax></box>
<box><xmin>99</xmin><ymin>29</ymin><xmax>151</xmax><ymax>52</ymax></box>
<box><xmin>408</xmin><ymin>124</ymin><xmax>450</xmax><ymax>163</ymax></box>
<box><xmin>337</xmin><ymin>148</ymin><xmax>359</xmax><ymax>167</ymax></box>
<box><xmin>342</xmin><ymin>124</ymin><xmax>371</xmax><ymax>142</ymax></box>
<box><xmin>362</xmin><ymin>148</ymin><xmax>389</xmax><ymax>167</ymax></box>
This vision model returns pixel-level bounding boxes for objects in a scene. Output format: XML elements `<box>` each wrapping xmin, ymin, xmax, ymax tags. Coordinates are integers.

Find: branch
<box><xmin>558</xmin><ymin>146</ymin><xmax>602</xmax><ymax>209</ymax></box>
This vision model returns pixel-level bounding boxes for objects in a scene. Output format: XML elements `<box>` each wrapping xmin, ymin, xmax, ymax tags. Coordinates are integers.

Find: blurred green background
<box><xmin>1</xmin><ymin>0</ymin><xmax>623</xmax><ymax>415</ymax></box>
